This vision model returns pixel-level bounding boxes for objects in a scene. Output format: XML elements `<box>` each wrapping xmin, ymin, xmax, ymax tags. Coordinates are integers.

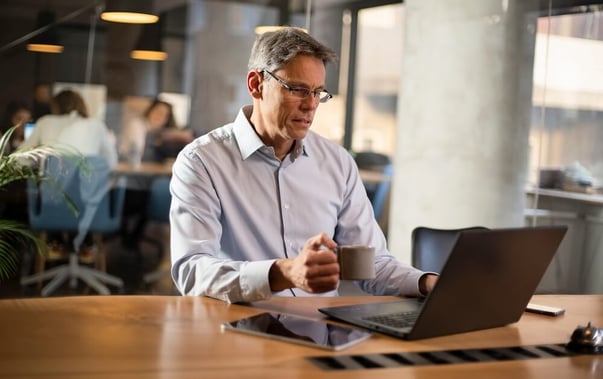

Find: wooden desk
<box><xmin>525</xmin><ymin>187</ymin><xmax>603</xmax><ymax>294</ymax></box>
<box><xmin>526</xmin><ymin>186</ymin><xmax>603</xmax><ymax>206</ymax></box>
<box><xmin>114</xmin><ymin>161</ymin><xmax>173</xmax><ymax>177</ymax></box>
<box><xmin>0</xmin><ymin>295</ymin><xmax>600</xmax><ymax>378</ymax></box>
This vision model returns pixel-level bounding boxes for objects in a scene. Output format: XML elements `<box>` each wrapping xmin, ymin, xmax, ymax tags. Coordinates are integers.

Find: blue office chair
<box><xmin>411</xmin><ymin>226</ymin><xmax>490</xmax><ymax>273</ymax></box>
<box><xmin>21</xmin><ymin>155</ymin><xmax>126</xmax><ymax>296</ymax></box>
<box><xmin>354</xmin><ymin>151</ymin><xmax>393</xmax><ymax>222</ymax></box>
<box><xmin>142</xmin><ymin>176</ymin><xmax>173</xmax><ymax>287</ymax></box>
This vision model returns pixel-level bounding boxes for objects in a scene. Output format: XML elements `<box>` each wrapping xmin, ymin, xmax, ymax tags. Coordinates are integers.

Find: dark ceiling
<box><xmin>0</xmin><ymin>1</ymin><xmax>303</xmax><ymax>24</ymax></box>
<box><xmin>0</xmin><ymin>0</ymin><xmax>601</xmax><ymax>34</ymax></box>
<box><xmin>1</xmin><ymin>0</ymin><xmax>602</xmax><ymax>24</ymax></box>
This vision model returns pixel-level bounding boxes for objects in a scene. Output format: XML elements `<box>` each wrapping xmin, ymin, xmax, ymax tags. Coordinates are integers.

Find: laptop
<box><xmin>319</xmin><ymin>225</ymin><xmax>568</xmax><ymax>340</ymax></box>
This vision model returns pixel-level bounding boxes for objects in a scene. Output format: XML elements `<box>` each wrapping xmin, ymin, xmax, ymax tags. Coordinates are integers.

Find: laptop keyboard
<box><xmin>362</xmin><ymin>311</ymin><xmax>419</xmax><ymax>328</ymax></box>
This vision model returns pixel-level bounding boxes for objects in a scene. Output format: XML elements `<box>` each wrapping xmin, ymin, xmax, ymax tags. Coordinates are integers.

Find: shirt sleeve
<box><xmin>99</xmin><ymin>126</ymin><xmax>118</xmax><ymax>169</ymax></box>
<box><xmin>335</xmin><ymin>153</ymin><xmax>427</xmax><ymax>297</ymax></box>
<box><xmin>169</xmin><ymin>144</ymin><xmax>275</xmax><ymax>303</ymax></box>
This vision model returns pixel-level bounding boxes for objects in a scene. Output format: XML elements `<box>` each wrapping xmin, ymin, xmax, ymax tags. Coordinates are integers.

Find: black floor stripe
<box><xmin>307</xmin><ymin>343</ymin><xmax>578</xmax><ymax>371</ymax></box>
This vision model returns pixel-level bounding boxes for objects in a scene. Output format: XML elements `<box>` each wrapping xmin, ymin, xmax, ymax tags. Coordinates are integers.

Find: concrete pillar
<box><xmin>389</xmin><ymin>0</ymin><xmax>539</xmax><ymax>263</ymax></box>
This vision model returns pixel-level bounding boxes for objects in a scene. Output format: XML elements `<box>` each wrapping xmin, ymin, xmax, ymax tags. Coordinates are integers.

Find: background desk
<box><xmin>358</xmin><ymin>169</ymin><xmax>391</xmax><ymax>184</ymax></box>
<box><xmin>114</xmin><ymin>165</ymin><xmax>387</xmax><ymax>181</ymax></box>
<box><xmin>0</xmin><ymin>294</ymin><xmax>600</xmax><ymax>378</ymax></box>
<box><xmin>114</xmin><ymin>161</ymin><xmax>173</xmax><ymax>177</ymax></box>
<box><xmin>526</xmin><ymin>187</ymin><xmax>603</xmax><ymax>294</ymax></box>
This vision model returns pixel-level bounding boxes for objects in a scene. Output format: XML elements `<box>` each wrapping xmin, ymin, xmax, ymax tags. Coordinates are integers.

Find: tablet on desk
<box><xmin>221</xmin><ymin>312</ymin><xmax>373</xmax><ymax>351</ymax></box>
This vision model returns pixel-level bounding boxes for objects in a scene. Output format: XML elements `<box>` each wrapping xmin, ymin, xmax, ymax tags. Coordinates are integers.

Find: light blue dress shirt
<box><xmin>170</xmin><ymin>105</ymin><xmax>425</xmax><ymax>303</ymax></box>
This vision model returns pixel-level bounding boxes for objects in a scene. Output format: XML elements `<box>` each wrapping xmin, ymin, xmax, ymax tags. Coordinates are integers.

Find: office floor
<box><xmin>0</xmin><ymin>224</ymin><xmax>178</xmax><ymax>298</ymax></box>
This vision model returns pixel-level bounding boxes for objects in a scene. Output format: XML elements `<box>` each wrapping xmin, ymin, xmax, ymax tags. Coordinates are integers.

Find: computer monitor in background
<box><xmin>24</xmin><ymin>122</ymin><xmax>35</xmax><ymax>140</ymax></box>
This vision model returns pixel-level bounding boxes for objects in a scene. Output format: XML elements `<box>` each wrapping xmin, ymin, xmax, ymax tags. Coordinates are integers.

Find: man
<box><xmin>170</xmin><ymin>27</ymin><xmax>437</xmax><ymax>303</ymax></box>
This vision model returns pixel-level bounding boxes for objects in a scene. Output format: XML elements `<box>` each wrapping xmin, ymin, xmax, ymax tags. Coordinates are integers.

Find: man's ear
<box><xmin>247</xmin><ymin>71</ymin><xmax>263</xmax><ymax>99</ymax></box>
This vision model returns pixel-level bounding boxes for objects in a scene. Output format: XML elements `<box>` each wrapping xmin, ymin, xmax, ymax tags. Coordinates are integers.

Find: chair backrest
<box><xmin>354</xmin><ymin>151</ymin><xmax>392</xmax><ymax>168</ymax></box>
<box><xmin>411</xmin><ymin>226</ymin><xmax>490</xmax><ymax>273</ymax></box>
<box><xmin>27</xmin><ymin>155</ymin><xmax>126</xmax><ymax>249</ymax></box>
<box><xmin>147</xmin><ymin>176</ymin><xmax>171</xmax><ymax>223</ymax></box>
<box><xmin>354</xmin><ymin>151</ymin><xmax>393</xmax><ymax>220</ymax></box>
<box><xmin>28</xmin><ymin>155</ymin><xmax>85</xmax><ymax>231</ymax></box>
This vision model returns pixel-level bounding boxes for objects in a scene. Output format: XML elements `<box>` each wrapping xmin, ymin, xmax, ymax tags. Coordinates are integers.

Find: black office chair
<box><xmin>411</xmin><ymin>226</ymin><xmax>489</xmax><ymax>273</ymax></box>
<box><xmin>354</xmin><ymin>151</ymin><xmax>393</xmax><ymax>222</ymax></box>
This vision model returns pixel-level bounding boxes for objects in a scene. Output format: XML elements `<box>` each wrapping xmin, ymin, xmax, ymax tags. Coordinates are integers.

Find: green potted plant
<box><xmin>0</xmin><ymin>125</ymin><xmax>84</xmax><ymax>280</ymax></box>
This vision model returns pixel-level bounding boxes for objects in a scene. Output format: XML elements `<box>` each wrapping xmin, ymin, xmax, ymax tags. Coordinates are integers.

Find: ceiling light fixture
<box><xmin>0</xmin><ymin>2</ymin><xmax>100</xmax><ymax>55</ymax></box>
<box><xmin>130</xmin><ymin>21</ymin><xmax>167</xmax><ymax>61</ymax></box>
<box><xmin>26</xmin><ymin>11</ymin><xmax>64</xmax><ymax>53</ymax></box>
<box><xmin>101</xmin><ymin>0</ymin><xmax>159</xmax><ymax>24</ymax></box>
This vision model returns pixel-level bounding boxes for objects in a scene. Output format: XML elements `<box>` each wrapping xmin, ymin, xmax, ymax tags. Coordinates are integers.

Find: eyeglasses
<box><xmin>262</xmin><ymin>70</ymin><xmax>333</xmax><ymax>104</ymax></box>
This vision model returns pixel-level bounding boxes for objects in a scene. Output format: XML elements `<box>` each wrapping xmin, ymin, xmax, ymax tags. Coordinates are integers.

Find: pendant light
<box><xmin>101</xmin><ymin>0</ymin><xmax>159</xmax><ymax>24</ymax></box>
<box><xmin>130</xmin><ymin>21</ymin><xmax>167</xmax><ymax>61</ymax></box>
<box><xmin>26</xmin><ymin>11</ymin><xmax>64</xmax><ymax>53</ymax></box>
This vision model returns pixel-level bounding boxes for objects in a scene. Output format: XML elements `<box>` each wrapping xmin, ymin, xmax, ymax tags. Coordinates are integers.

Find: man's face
<box><xmin>259</xmin><ymin>55</ymin><xmax>327</xmax><ymax>144</ymax></box>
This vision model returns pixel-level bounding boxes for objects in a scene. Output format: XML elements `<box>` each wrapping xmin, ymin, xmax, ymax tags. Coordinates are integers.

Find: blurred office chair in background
<box><xmin>411</xmin><ymin>226</ymin><xmax>490</xmax><ymax>273</ymax></box>
<box><xmin>141</xmin><ymin>176</ymin><xmax>172</xmax><ymax>288</ymax></box>
<box><xmin>21</xmin><ymin>155</ymin><xmax>126</xmax><ymax>296</ymax></box>
<box><xmin>353</xmin><ymin>151</ymin><xmax>393</xmax><ymax>224</ymax></box>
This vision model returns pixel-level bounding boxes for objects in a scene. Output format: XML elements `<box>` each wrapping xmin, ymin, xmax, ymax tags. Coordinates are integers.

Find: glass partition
<box><xmin>529</xmin><ymin>7</ymin><xmax>603</xmax><ymax>192</ymax></box>
<box><xmin>351</xmin><ymin>4</ymin><xmax>403</xmax><ymax>156</ymax></box>
<box><xmin>527</xmin><ymin>4</ymin><xmax>603</xmax><ymax>294</ymax></box>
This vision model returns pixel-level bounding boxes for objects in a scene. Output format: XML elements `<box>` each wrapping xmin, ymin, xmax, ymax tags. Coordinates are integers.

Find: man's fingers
<box><xmin>306</xmin><ymin>232</ymin><xmax>336</xmax><ymax>250</ymax></box>
<box><xmin>305</xmin><ymin>261</ymin><xmax>339</xmax><ymax>278</ymax></box>
<box><xmin>305</xmin><ymin>274</ymin><xmax>340</xmax><ymax>293</ymax></box>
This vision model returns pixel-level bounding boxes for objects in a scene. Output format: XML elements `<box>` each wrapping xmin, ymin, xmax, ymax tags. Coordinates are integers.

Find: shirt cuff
<box><xmin>239</xmin><ymin>259</ymin><xmax>276</xmax><ymax>302</ymax></box>
<box><xmin>416</xmin><ymin>271</ymin><xmax>439</xmax><ymax>296</ymax></box>
<box><xmin>394</xmin><ymin>270</ymin><xmax>436</xmax><ymax>297</ymax></box>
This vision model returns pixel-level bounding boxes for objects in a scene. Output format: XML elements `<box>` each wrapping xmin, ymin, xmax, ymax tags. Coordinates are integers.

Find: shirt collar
<box><xmin>233</xmin><ymin>105</ymin><xmax>308</xmax><ymax>161</ymax></box>
<box><xmin>233</xmin><ymin>106</ymin><xmax>264</xmax><ymax>160</ymax></box>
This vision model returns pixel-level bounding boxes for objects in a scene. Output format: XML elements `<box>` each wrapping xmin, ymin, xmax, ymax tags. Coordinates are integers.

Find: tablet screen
<box><xmin>221</xmin><ymin>312</ymin><xmax>373</xmax><ymax>351</ymax></box>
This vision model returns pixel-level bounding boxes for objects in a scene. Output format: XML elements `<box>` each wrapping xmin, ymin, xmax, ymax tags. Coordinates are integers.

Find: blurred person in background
<box><xmin>0</xmin><ymin>100</ymin><xmax>32</xmax><ymax>154</ymax></box>
<box><xmin>118</xmin><ymin>98</ymin><xmax>193</xmax><ymax>250</ymax></box>
<box><xmin>118</xmin><ymin>98</ymin><xmax>193</xmax><ymax>164</ymax></box>
<box><xmin>18</xmin><ymin>88</ymin><xmax>118</xmax><ymax>261</ymax></box>
<box><xmin>21</xmin><ymin>89</ymin><xmax>117</xmax><ymax>262</ymax></box>
<box><xmin>32</xmin><ymin>82</ymin><xmax>52</xmax><ymax>122</ymax></box>
<box><xmin>20</xmin><ymin>88</ymin><xmax>117</xmax><ymax>168</ymax></box>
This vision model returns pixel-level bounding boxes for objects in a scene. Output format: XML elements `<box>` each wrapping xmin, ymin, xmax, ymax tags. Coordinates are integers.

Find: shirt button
<box><xmin>284</xmin><ymin>204</ymin><xmax>290</xmax><ymax>209</ymax></box>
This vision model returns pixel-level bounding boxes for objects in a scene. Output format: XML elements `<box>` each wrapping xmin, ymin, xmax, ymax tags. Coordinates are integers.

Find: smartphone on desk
<box><xmin>221</xmin><ymin>312</ymin><xmax>373</xmax><ymax>351</ymax></box>
<box><xmin>525</xmin><ymin>303</ymin><xmax>566</xmax><ymax>316</ymax></box>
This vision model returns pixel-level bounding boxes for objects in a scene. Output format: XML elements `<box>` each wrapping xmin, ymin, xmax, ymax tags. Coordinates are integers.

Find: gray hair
<box><xmin>247</xmin><ymin>27</ymin><xmax>338</xmax><ymax>72</ymax></box>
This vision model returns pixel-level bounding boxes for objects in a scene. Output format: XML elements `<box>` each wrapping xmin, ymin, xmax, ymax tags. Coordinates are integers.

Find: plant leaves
<box><xmin>0</xmin><ymin>124</ymin><xmax>88</xmax><ymax>280</ymax></box>
<box><xmin>0</xmin><ymin>220</ymin><xmax>45</xmax><ymax>280</ymax></box>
